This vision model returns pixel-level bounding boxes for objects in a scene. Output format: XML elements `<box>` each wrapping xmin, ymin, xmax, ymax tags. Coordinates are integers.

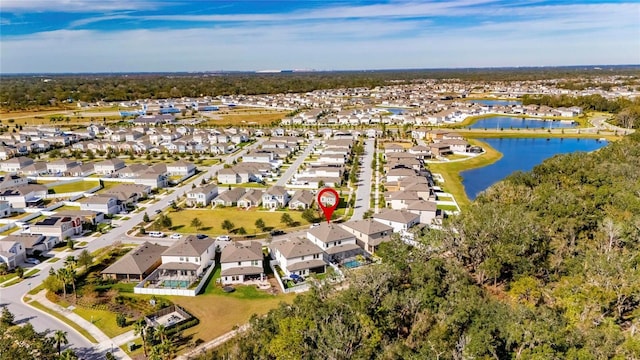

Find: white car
<box><xmin>25</xmin><ymin>258</ymin><xmax>40</xmax><ymax>265</ymax></box>
<box><xmin>170</xmin><ymin>233</ymin><xmax>183</xmax><ymax>239</ymax></box>
<box><xmin>216</xmin><ymin>235</ymin><xmax>231</xmax><ymax>242</ymax></box>
<box><xmin>309</xmin><ymin>223</ymin><xmax>320</xmax><ymax>229</ymax></box>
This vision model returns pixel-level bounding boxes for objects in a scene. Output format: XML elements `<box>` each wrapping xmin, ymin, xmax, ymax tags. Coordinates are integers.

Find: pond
<box><xmin>468</xmin><ymin>116</ymin><xmax>577</xmax><ymax>130</ymax></box>
<box><xmin>461</xmin><ymin>137</ymin><xmax>607</xmax><ymax>200</ymax></box>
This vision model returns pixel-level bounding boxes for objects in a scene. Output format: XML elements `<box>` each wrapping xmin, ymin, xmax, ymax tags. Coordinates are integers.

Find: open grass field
<box><xmin>50</xmin><ymin>181</ymin><xmax>101</xmax><ymax>193</ymax></box>
<box><xmin>201</xmin><ymin>110</ymin><xmax>287</xmax><ymax>126</ymax></box>
<box><xmin>73</xmin><ymin>307</ymin><xmax>132</xmax><ymax>338</ymax></box>
<box><xmin>28</xmin><ymin>300</ymin><xmax>99</xmax><ymax>343</ymax></box>
<box><xmin>427</xmin><ymin>139</ymin><xmax>502</xmax><ymax>209</ymax></box>
<box><xmin>168</xmin><ymin>269</ymin><xmax>295</xmax><ymax>350</ymax></box>
<box><xmin>164</xmin><ymin>207</ymin><xmax>310</xmax><ymax>235</ymax></box>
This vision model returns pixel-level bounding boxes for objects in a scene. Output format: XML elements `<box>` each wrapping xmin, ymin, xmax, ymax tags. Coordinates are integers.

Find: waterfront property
<box><xmin>468</xmin><ymin>116</ymin><xmax>577</xmax><ymax>130</ymax></box>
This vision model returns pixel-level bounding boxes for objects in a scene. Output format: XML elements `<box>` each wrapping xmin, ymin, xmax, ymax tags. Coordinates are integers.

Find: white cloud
<box><xmin>0</xmin><ymin>0</ymin><xmax>161</xmax><ymax>13</ymax></box>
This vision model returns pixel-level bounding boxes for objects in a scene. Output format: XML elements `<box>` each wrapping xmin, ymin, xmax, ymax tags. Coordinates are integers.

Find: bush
<box><xmin>116</xmin><ymin>313</ymin><xmax>127</xmax><ymax>328</ymax></box>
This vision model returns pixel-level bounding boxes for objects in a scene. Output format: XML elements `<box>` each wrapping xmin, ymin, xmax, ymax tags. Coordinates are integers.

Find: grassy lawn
<box><xmin>48</xmin><ymin>257</ymin><xmax>61</xmax><ymax>263</ymax></box>
<box><xmin>168</xmin><ymin>270</ymin><xmax>294</xmax><ymax>351</ymax></box>
<box><xmin>55</xmin><ymin>205</ymin><xmax>81</xmax><ymax>212</ymax></box>
<box><xmin>1</xmin><ymin>269</ymin><xmax>39</xmax><ymax>287</ymax></box>
<box><xmin>201</xmin><ymin>110</ymin><xmax>287</xmax><ymax>126</ymax></box>
<box><xmin>0</xmin><ymin>227</ymin><xmax>19</xmax><ymax>235</ymax></box>
<box><xmin>166</xmin><ymin>208</ymin><xmax>310</xmax><ymax>235</ymax></box>
<box><xmin>73</xmin><ymin>307</ymin><xmax>132</xmax><ymax>338</ymax></box>
<box><xmin>29</xmin><ymin>300</ymin><xmax>99</xmax><ymax>343</ymax></box>
<box><xmin>437</xmin><ymin>204</ymin><xmax>460</xmax><ymax>211</ymax></box>
<box><xmin>427</xmin><ymin>139</ymin><xmax>502</xmax><ymax>209</ymax></box>
<box><xmin>0</xmin><ymin>273</ymin><xmax>17</xmax><ymax>284</ymax></box>
<box><xmin>50</xmin><ymin>181</ymin><xmax>101</xmax><ymax>193</ymax></box>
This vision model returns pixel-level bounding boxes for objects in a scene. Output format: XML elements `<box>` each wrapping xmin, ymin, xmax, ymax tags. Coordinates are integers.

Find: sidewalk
<box><xmin>28</xmin><ymin>290</ymin><xmax>132</xmax><ymax>360</ymax></box>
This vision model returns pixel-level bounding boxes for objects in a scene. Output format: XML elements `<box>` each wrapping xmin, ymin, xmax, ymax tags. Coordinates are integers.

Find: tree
<box><xmin>134</xmin><ymin>320</ymin><xmax>149</xmax><ymax>357</ymax></box>
<box><xmin>237</xmin><ymin>227</ymin><xmax>247</xmax><ymax>235</ymax></box>
<box><xmin>15</xmin><ymin>266</ymin><xmax>24</xmax><ymax>279</ymax></box>
<box><xmin>157</xmin><ymin>214</ymin><xmax>172</xmax><ymax>229</ymax></box>
<box><xmin>301</xmin><ymin>208</ymin><xmax>317</xmax><ymax>223</ymax></box>
<box><xmin>1</xmin><ymin>306</ymin><xmax>14</xmax><ymax>326</ymax></box>
<box><xmin>143</xmin><ymin>212</ymin><xmax>150</xmax><ymax>223</ymax></box>
<box><xmin>280</xmin><ymin>213</ymin><xmax>294</xmax><ymax>227</ymax></box>
<box><xmin>221</xmin><ymin>219</ymin><xmax>235</xmax><ymax>232</ymax></box>
<box><xmin>59</xmin><ymin>348</ymin><xmax>78</xmax><ymax>360</ymax></box>
<box><xmin>155</xmin><ymin>324</ymin><xmax>168</xmax><ymax>343</ymax></box>
<box><xmin>255</xmin><ymin>218</ymin><xmax>266</xmax><ymax>231</ymax></box>
<box><xmin>66</xmin><ymin>238</ymin><xmax>74</xmax><ymax>250</ymax></box>
<box><xmin>116</xmin><ymin>313</ymin><xmax>127</xmax><ymax>328</ymax></box>
<box><xmin>191</xmin><ymin>217</ymin><xmax>203</xmax><ymax>231</ymax></box>
<box><xmin>0</xmin><ymin>263</ymin><xmax>8</xmax><ymax>275</ymax></box>
<box><xmin>77</xmin><ymin>250</ymin><xmax>93</xmax><ymax>270</ymax></box>
<box><xmin>53</xmin><ymin>330</ymin><xmax>69</xmax><ymax>356</ymax></box>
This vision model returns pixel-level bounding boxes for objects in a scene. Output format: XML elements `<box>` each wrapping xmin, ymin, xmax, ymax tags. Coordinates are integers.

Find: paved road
<box><xmin>275</xmin><ymin>140</ymin><xmax>318</xmax><ymax>186</ymax></box>
<box><xmin>1</xmin><ymin>138</ymin><xmax>266</xmax><ymax>358</ymax></box>
<box><xmin>351</xmin><ymin>139</ymin><xmax>375</xmax><ymax>220</ymax></box>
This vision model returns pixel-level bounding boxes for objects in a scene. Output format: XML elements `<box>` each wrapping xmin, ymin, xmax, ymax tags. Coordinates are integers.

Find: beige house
<box><xmin>269</xmin><ymin>237</ymin><xmax>327</xmax><ymax>277</ymax></box>
<box><xmin>101</xmin><ymin>242</ymin><xmax>168</xmax><ymax>282</ymax></box>
<box><xmin>307</xmin><ymin>223</ymin><xmax>362</xmax><ymax>263</ymax></box>
<box><xmin>340</xmin><ymin>219</ymin><xmax>393</xmax><ymax>254</ymax></box>
<box><xmin>220</xmin><ymin>241</ymin><xmax>264</xmax><ymax>284</ymax></box>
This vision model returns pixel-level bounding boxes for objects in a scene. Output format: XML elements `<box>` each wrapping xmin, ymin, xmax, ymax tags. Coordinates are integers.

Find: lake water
<box><xmin>461</xmin><ymin>138</ymin><xmax>607</xmax><ymax>200</ymax></box>
<box><xmin>469</xmin><ymin>99</ymin><xmax>522</xmax><ymax>107</ymax></box>
<box><xmin>468</xmin><ymin>116</ymin><xmax>577</xmax><ymax>129</ymax></box>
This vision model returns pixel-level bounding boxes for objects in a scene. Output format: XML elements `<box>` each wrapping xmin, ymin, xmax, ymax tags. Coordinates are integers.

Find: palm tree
<box><xmin>59</xmin><ymin>349</ymin><xmax>78</xmax><ymax>360</ymax></box>
<box><xmin>53</xmin><ymin>330</ymin><xmax>69</xmax><ymax>356</ymax></box>
<box><xmin>134</xmin><ymin>320</ymin><xmax>149</xmax><ymax>357</ymax></box>
<box><xmin>155</xmin><ymin>324</ymin><xmax>167</xmax><ymax>343</ymax></box>
<box><xmin>55</xmin><ymin>268</ymin><xmax>68</xmax><ymax>298</ymax></box>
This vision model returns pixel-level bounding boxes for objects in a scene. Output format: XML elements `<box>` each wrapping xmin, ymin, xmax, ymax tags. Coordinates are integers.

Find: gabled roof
<box><xmin>270</xmin><ymin>237</ymin><xmax>324</xmax><ymax>258</ymax></box>
<box><xmin>162</xmin><ymin>235</ymin><xmax>214</xmax><ymax>257</ymax></box>
<box><xmin>307</xmin><ymin>223</ymin><xmax>354</xmax><ymax>243</ymax></box>
<box><xmin>220</xmin><ymin>241</ymin><xmax>262</xmax><ymax>263</ymax></box>
<box><xmin>290</xmin><ymin>190</ymin><xmax>314</xmax><ymax>205</ymax></box>
<box><xmin>341</xmin><ymin>219</ymin><xmax>393</xmax><ymax>235</ymax></box>
<box><xmin>101</xmin><ymin>242</ymin><xmax>168</xmax><ymax>276</ymax></box>
<box><xmin>215</xmin><ymin>187</ymin><xmax>246</xmax><ymax>202</ymax></box>
<box><xmin>0</xmin><ymin>234</ymin><xmax>46</xmax><ymax>249</ymax></box>
<box><xmin>373</xmin><ymin>209</ymin><xmax>420</xmax><ymax>224</ymax></box>
<box><xmin>407</xmin><ymin>200</ymin><xmax>437</xmax><ymax>212</ymax></box>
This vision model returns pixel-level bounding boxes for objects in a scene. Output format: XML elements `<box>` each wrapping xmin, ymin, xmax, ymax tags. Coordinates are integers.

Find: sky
<box><xmin>0</xmin><ymin>0</ymin><xmax>638</xmax><ymax>73</ymax></box>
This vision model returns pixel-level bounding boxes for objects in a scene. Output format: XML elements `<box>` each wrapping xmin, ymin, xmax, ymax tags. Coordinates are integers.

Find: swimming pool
<box><xmin>343</xmin><ymin>260</ymin><xmax>363</xmax><ymax>269</ymax></box>
<box><xmin>162</xmin><ymin>280</ymin><xmax>190</xmax><ymax>288</ymax></box>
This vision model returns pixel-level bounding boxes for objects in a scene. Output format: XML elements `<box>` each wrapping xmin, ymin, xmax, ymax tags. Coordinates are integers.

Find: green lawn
<box><xmin>55</xmin><ymin>205</ymin><xmax>81</xmax><ymax>212</ymax></box>
<box><xmin>437</xmin><ymin>204</ymin><xmax>460</xmax><ymax>211</ymax></box>
<box><xmin>73</xmin><ymin>307</ymin><xmax>133</xmax><ymax>338</ymax></box>
<box><xmin>165</xmin><ymin>208</ymin><xmax>310</xmax><ymax>235</ymax></box>
<box><xmin>28</xmin><ymin>300</ymin><xmax>99</xmax><ymax>343</ymax></box>
<box><xmin>50</xmin><ymin>181</ymin><xmax>101</xmax><ymax>193</ymax></box>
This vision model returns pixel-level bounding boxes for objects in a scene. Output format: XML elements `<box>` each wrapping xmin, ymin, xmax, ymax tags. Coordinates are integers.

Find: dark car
<box><xmin>196</xmin><ymin>234</ymin><xmax>208</xmax><ymax>239</ymax></box>
<box><xmin>154</xmin><ymin>209</ymin><xmax>162</xmax><ymax>214</ymax></box>
<box><xmin>270</xmin><ymin>230</ymin><xmax>285</xmax><ymax>236</ymax></box>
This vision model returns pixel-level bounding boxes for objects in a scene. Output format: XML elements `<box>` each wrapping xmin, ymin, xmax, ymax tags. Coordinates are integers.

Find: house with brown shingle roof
<box><xmin>372</xmin><ymin>209</ymin><xmax>420</xmax><ymax>233</ymax></box>
<box><xmin>101</xmin><ymin>242</ymin><xmax>168</xmax><ymax>282</ymax></box>
<box><xmin>220</xmin><ymin>241</ymin><xmax>264</xmax><ymax>284</ymax></box>
<box><xmin>269</xmin><ymin>237</ymin><xmax>327</xmax><ymax>276</ymax></box>
<box><xmin>159</xmin><ymin>235</ymin><xmax>215</xmax><ymax>277</ymax></box>
<box><xmin>340</xmin><ymin>219</ymin><xmax>393</xmax><ymax>254</ymax></box>
<box><xmin>307</xmin><ymin>223</ymin><xmax>362</xmax><ymax>263</ymax></box>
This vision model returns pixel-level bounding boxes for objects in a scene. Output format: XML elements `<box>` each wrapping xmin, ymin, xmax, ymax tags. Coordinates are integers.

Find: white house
<box><xmin>307</xmin><ymin>223</ymin><xmax>362</xmax><ymax>263</ymax></box>
<box><xmin>159</xmin><ymin>236</ymin><xmax>216</xmax><ymax>277</ymax></box>
<box><xmin>220</xmin><ymin>241</ymin><xmax>264</xmax><ymax>284</ymax></box>
<box><xmin>79</xmin><ymin>195</ymin><xmax>121</xmax><ymax>215</ymax></box>
<box><xmin>166</xmin><ymin>160</ymin><xmax>196</xmax><ymax>178</ymax></box>
<box><xmin>372</xmin><ymin>209</ymin><xmax>420</xmax><ymax>233</ymax></box>
<box><xmin>186</xmin><ymin>183</ymin><xmax>218</xmax><ymax>207</ymax></box>
<box><xmin>269</xmin><ymin>238</ymin><xmax>327</xmax><ymax>276</ymax></box>
<box><xmin>0</xmin><ymin>240</ymin><xmax>26</xmax><ymax>270</ymax></box>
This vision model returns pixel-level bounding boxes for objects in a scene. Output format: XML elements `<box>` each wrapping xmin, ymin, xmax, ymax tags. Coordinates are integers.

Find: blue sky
<box><xmin>0</xmin><ymin>0</ymin><xmax>638</xmax><ymax>73</ymax></box>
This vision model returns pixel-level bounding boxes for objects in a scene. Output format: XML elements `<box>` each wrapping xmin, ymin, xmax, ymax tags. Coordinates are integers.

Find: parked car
<box><xmin>309</xmin><ymin>223</ymin><xmax>320</xmax><ymax>229</ymax></box>
<box><xmin>148</xmin><ymin>231</ymin><xmax>165</xmax><ymax>238</ymax></box>
<box><xmin>170</xmin><ymin>233</ymin><xmax>183</xmax><ymax>239</ymax></box>
<box><xmin>270</xmin><ymin>230</ymin><xmax>285</xmax><ymax>236</ymax></box>
<box><xmin>25</xmin><ymin>258</ymin><xmax>40</xmax><ymax>265</ymax></box>
<box><xmin>196</xmin><ymin>234</ymin><xmax>209</xmax><ymax>240</ymax></box>
<box><xmin>154</xmin><ymin>209</ymin><xmax>162</xmax><ymax>214</ymax></box>
<box><xmin>290</xmin><ymin>274</ymin><xmax>304</xmax><ymax>283</ymax></box>
<box><xmin>216</xmin><ymin>235</ymin><xmax>230</xmax><ymax>241</ymax></box>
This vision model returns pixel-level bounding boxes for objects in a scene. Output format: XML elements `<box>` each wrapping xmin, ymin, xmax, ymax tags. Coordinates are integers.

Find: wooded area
<box><xmin>205</xmin><ymin>133</ymin><xmax>640</xmax><ymax>359</ymax></box>
<box><xmin>1</xmin><ymin>66</ymin><xmax>638</xmax><ymax>111</ymax></box>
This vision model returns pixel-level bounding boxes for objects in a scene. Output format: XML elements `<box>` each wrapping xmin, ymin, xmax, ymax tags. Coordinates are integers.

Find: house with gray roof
<box><xmin>237</xmin><ymin>189</ymin><xmax>263</xmax><ymax>208</ymax></box>
<box><xmin>0</xmin><ymin>240</ymin><xmax>26</xmax><ymax>270</ymax></box>
<box><xmin>186</xmin><ymin>183</ymin><xmax>219</xmax><ymax>207</ymax></box>
<box><xmin>307</xmin><ymin>223</ymin><xmax>362</xmax><ymax>263</ymax></box>
<box><xmin>262</xmin><ymin>185</ymin><xmax>290</xmax><ymax>209</ymax></box>
<box><xmin>372</xmin><ymin>209</ymin><xmax>420</xmax><ymax>233</ymax></box>
<box><xmin>79</xmin><ymin>194</ymin><xmax>121</xmax><ymax>215</ymax></box>
<box><xmin>340</xmin><ymin>219</ymin><xmax>393</xmax><ymax>254</ymax></box>
<box><xmin>289</xmin><ymin>190</ymin><xmax>314</xmax><ymax>210</ymax></box>
<box><xmin>213</xmin><ymin>187</ymin><xmax>246</xmax><ymax>207</ymax></box>
<box><xmin>220</xmin><ymin>241</ymin><xmax>264</xmax><ymax>284</ymax></box>
<box><xmin>159</xmin><ymin>235</ymin><xmax>215</xmax><ymax>277</ymax></box>
<box><xmin>269</xmin><ymin>237</ymin><xmax>327</xmax><ymax>277</ymax></box>
<box><xmin>101</xmin><ymin>242</ymin><xmax>168</xmax><ymax>282</ymax></box>
<box><xmin>2</xmin><ymin>234</ymin><xmax>58</xmax><ymax>255</ymax></box>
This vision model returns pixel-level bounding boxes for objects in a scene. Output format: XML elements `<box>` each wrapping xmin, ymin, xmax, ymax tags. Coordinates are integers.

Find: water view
<box><xmin>469</xmin><ymin>99</ymin><xmax>522</xmax><ymax>107</ymax></box>
<box><xmin>462</xmin><ymin>137</ymin><xmax>607</xmax><ymax>200</ymax></box>
<box><xmin>468</xmin><ymin>116</ymin><xmax>577</xmax><ymax>129</ymax></box>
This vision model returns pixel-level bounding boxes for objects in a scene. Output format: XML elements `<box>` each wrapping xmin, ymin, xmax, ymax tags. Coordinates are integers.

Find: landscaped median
<box><xmin>27</xmin><ymin>298</ymin><xmax>99</xmax><ymax>343</ymax></box>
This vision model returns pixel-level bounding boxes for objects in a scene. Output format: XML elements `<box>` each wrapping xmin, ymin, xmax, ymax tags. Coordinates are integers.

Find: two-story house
<box><xmin>220</xmin><ymin>241</ymin><xmax>264</xmax><ymax>284</ymax></box>
<box><xmin>30</xmin><ymin>216</ymin><xmax>83</xmax><ymax>239</ymax></box>
<box><xmin>307</xmin><ymin>223</ymin><xmax>362</xmax><ymax>263</ymax></box>
<box><xmin>94</xmin><ymin>158</ymin><xmax>126</xmax><ymax>175</ymax></box>
<box><xmin>166</xmin><ymin>160</ymin><xmax>196</xmax><ymax>178</ymax></box>
<box><xmin>340</xmin><ymin>219</ymin><xmax>393</xmax><ymax>254</ymax></box>
<box><xmin>159</xmin><ymin>235</ymin><xmax>215</xmax><ymax>277</ymax></box>
<box><xmin>269</xmin><ymin>237</ymin><xmax>327</xmax><ymax>277</ymax></box>
<box><xmin>372</xmin><ymin>209</ymin><xmax>420</xmax><ymax>233</ymax></box>
<box><xmin>79</xmin><ymin>194</ymin><xmax>121</xmax><ymax>215</ymax></box>
<box><xmin>262</xmin><ymin>186</ymin><xmax>290</xmax><ymax>209</ymax></box>
<box><xmin>0</xmin><ymin>240</ymin><xmax>26</xmax><ymax>270</ymax></box>
<box><xmin>186</xmin><ymin>183</ymin><xmax>219</xmax><ymax>207</ymax></box>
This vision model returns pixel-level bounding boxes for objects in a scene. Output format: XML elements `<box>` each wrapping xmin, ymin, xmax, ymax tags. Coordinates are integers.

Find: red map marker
<box><xmin>317</xmin><ymin>188</ymin><xmax>339</xmax><ymax>223</ymax></box>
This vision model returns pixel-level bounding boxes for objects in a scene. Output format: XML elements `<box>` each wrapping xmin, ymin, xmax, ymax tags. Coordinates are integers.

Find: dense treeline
<box><xmin>1</xmin><ymin>66</ymin><xmax>638</xmax><ymax>110</ymax></box>
<box><xmin>205</xmin><ymin>133</ymin><xmax>640</xmax><ymax>360</ymax></box>
<box><xmin>522</xmin><ymin>94</ymin><xmax>640</xmax><ymax>128</ymax></box>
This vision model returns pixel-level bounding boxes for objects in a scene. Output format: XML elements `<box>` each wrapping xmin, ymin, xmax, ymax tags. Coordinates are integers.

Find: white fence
<box><xmin>269</xmin><ymin>260</ymin><xmax>311</xmax><ymax>294</ymax></box>
<box><xmin>134</xmin><ymin>262</ymin><xmax>217</xmax><ymax>297</ymax></box>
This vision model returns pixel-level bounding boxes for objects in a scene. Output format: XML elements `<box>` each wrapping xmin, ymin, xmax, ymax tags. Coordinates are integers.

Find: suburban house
<box><xmin>217</xmin><ymin>168</ymin><xmax>241</xmax><ymax>184</ymax></box>
<box><xmin>0</xmin><ymin>240</ymin><xmax>26</xmax><ymax>270</ymax></box>
<box><xmin>289</xmin><ymin>190</ymin><xmax>314</xmax><ymax>210</ymax></box>
<box><xmin>94</xmin><ymin>158</ymin><xmax>126</xmax><ymax>175</ymax></box>
<box><xmin>158</xmin><ymin>235</ymin><xmax>216</xmax><ymax>278</ymax></box>
<box><xmin>0</xmin><ymin>156</ymin><xmax>34</xmax><ymax>173</ymax></box>
<box><xmin>406</xmin><ymin>200</ymin><xmax>438</xmax><ymax>224</ymax></box>
<box><xmin>340</xmin><ymin>219</ymin><xmax>393</xmax><ymax>254</ymax></box>
<box><xmin>0</xmin><ymin>184</ymin><xmax>48</xmax><ymax>208</ymax></box>
<box><xmin>104</xmin><ymin>184</ymin><xmax>151</xmax><ymax>206</ymax></box>
<box><xmin>166</xmin><ymin>161</ymin><xmax>196</xmax><ymax>178</ymax></box>
<box><xmin>372</xmin><ymin>209</ymin><xmax>421</xmax><ymax>233</ymax></box>
<box><xmin>135</xmin><ymin>171</ymin><xmax>167</xmax><ymax>189</ymax></box>
<box><xmin>101</xmin><ymin>242</ymin><xmax>168</xmax><ymax>282</ymax></box>
<box><xmin>262</xmin><ymin>186</ymin><xmax>290</xmax><ymax>209</ymax></box>
<box><xmin>79</xmin><ymin>195</ymin><xmax>121</xmax><ymax>215</ymax></box>
<box><xmin>0</xmin><ymin>200</ymin><xmax>12</xmax><ymax>218</ymax></box>
<box><xmin>46</xmin><ymin>159</ymin><xmax>78</xmax><ymax>175</ymax></box>
<box><xmin>307</xmin><ymin>223</ymin><xmax>362</xmax><ymax>263</ymax></box>
<box><xmin>237</xmin><ymin>189</ymin><xmax>264</xmax><ymax>208</ymax></box>
<box><xmin>213</xmin><ymin>187</ymin><xmax>246</xmax><ymax>207</ymax></box>
<box><xmin>186</xmin><ymin>183</ymin><xmax>219</xmax><ymax>207</ymax></box>
<box><xmin>220</xmin><ymin>241</ymin><xmax>264</xmax><ymax>284</ymax></box>
<box><xmin>269</xmin><ymin>237</ymin><xmax>327</xmax><ymax>276</ymax></box>
<box><xmin>30</xmin><ymin>216</ymin><xmax>83</xmax><ymax>239</ymax></box>
<box><xmin>2</xmin><ymin>234</ymin><xmax>58</xmax><ymax>255</ymax></box>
